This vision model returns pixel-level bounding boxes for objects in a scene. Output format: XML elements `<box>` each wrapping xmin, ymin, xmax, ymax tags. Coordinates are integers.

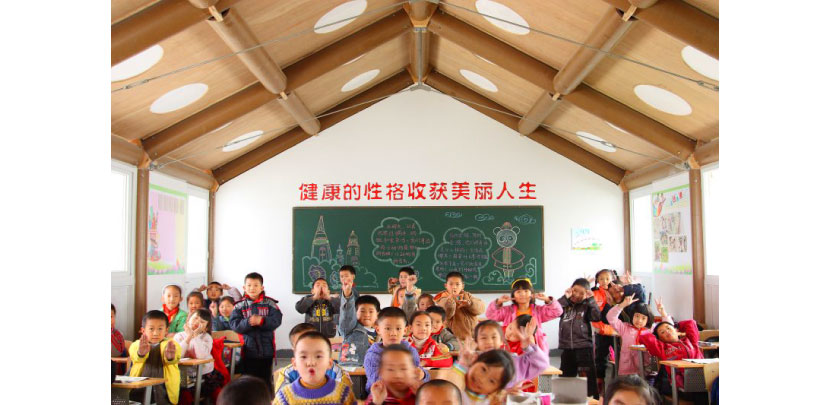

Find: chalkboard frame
<box><xmin>292</xmin><ymin>205</ymin><xmax>545</xmax><ymax>294</ymax></box>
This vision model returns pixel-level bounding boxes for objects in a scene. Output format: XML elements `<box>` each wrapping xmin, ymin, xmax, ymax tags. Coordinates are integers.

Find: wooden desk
<box><xmin>111</xmin><ymin>377</ymin><xmax>165</xmax><ymax>405</ymax></box>
<box><xmin>346</xmin><ymin>367</ymin><xmax>366</xmax><ymax>376</ymax></box>
<box><xmin>112</xmin><ymin>357</ymin><xmax>129</xmax><ymax>364</ymax></box>
<box><xmin>224</xmin><ymin>341</ymin><xmax>243</xmax><ymax>376</ymax></box>
<box><xmin>658</xmin><ymin>360</ymin><xmax>717</xmax><ymax>405</ymax></box>
<box><xmin>180</xmin><ymin>358</ymin><xmax>214</xmax><ymax>405</ymax></box>
<box><xmin>541</xmin><ymin>366</ymin><xmax>562</xmax><ymax>376</ymax></box>
<box><xmin>630</xmin><ymin>344</ymin><xmax>719</xmax><ymax>376</ymax></box>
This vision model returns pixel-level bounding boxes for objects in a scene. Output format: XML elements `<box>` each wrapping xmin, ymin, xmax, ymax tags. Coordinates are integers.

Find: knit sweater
<box><xmin>505</xmin><ymin>344</ymin><xmax>549</xmax><ymax>389</ymax></box>
<box><xmin>366</xmin><ymin>387</ymin><xmax>416</xmax><ymax>405</ymax></box>
<box><xmin>364</xmin><ymin>341</ymin><xmax>430</xmax><ymax>391</ymax></box>
<box><xmin>433</xmin><ymin>291</ymin><xmax>485</xmax><ymax>341</ymax></box>
<box><xmin>274</xmin><ymin>363</ymin><xmax>351</xmax><ymax>394</ymax></box>
<box><xmin>275</xmin><ymin>376</ymin><xmax>355</xmax><ymax>405</ymax></box>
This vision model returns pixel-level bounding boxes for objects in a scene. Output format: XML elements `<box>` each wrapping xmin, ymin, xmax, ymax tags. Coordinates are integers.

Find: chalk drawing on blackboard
<box><xmin>482</xmin><ymin>257</ymin><xmax>538</xmax><ymax>286</ymax></box>
<box><xmin>445</xmin><ymin>211</ymin><xmax>462</xmax><ymax>219</ymax></box>
<box><xmin>432</xmin><ymin>227</ymin><xmax>493</xmax><ymax>285</ymax></box>
<box><xmin>371</xmin><ymin>217</ymin><xmax>435</xmax><ymax>266</ymax></box>
<box><xmin>346</xmin><ymin>231</ymin><xmax>360</xmax><ymax>266</ymax></box>
<box><xmin>474</xmin><ymin>213</ymin><xmax>495</xmax><ymax>222</ymax></box>
<box><xmin>311</xmin><ymin>216</ymin><xmax>333</xmax><ymax>261</ymax></box>
<box><xmin>301</xmin><ymin>219</ymin><xmax>378</xmax><ymax>290</ymax></box>
<box><xmin>513</xmin><ymin>214</ymin><xmax>537</xmax><ymax>225</ymax></box>
<box><xmin>492</xmin><ymin>222</ymin><xmax>525</xmax><ymax>279</ymax></box>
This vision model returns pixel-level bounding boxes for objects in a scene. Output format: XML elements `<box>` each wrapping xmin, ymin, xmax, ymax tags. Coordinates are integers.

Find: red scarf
<box><xmin>635</xmin><ymin>328</ymin><xmax>649</xmax><ymax>345</ymax></box>
<box><xmin>162</xmin><ymin>304</ymin><xmax>179</xmax><ymax>323</ymax></box>
<box><xmin>111</xmin><ymin>328</ymin><xmax>125</xmax><ymax>354</ymax></box>
<box><xmin>244</xmin><ymin>292</ymin><xmax>265</xmax><ymax>303</ymax></box>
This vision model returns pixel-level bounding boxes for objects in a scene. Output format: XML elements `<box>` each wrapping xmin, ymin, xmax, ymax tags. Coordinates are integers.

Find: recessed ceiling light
<box><xmin>111</xmin><ymin>45</ymin><xmax>164</xmax><ymax>82</ymax></box>
<box><xmin>633</xmin><ymin>84</ymin><xmax>692</xmax><ymax>116</ymax></box>
<box><xmin>460</xmin><ymin>69</ymin><xmax>498</xmax><ymax>92</ymax></box>
<box><xmin>314</xmin><ymin>0</ymin><xmax>367</xmax><ymax>34</ymax></box>
<box><xmin>343</xmin><ymin>54</ymin><xmax>364</xmax><ymax>66</ymax></box>
<box><xmin>149</xmin><ymin>83</ymin><xmax>209</xmax><ymax>114</ymax></box>
<box><xmin>476</xmin><ymin>55</ymin><xmax>495</xmax><ymax>65</ymax></box>
<box><xmin>222</xmin><ymin>130</ymin><xmax>263</xmax><ymax>152</ymax></box>
<box><xmin>577</xmin><ymin>131</ymin><xmax>616</xmax><ymax>153</ymax></box>
<box><xmin>341</xmin><ymin>69</ymin><xmax>380</xmax><ymax>92</ymax></box>
<box><xmin>681</xmin><ymin>46</ymin><xmax>719</xmax><ymax>81</ymax></box>
<box><xmin>606</xmin><ymin>121</ymin><xmax>631</xmax><ymax>135</ymax></box>
<box><xmin>209</xmin><ymin>121</ymin><xmax>233</xmax><ymax>134</ymax></box>
<box><xmin>475</xmin><ymin>0</ymin><xmax>530</xmax><ymax>35</ymax></box>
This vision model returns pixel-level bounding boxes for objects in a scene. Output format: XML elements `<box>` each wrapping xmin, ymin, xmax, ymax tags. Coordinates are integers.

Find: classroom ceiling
<box><xmin>111</xmin><ymin>0</ymin><xmax>719</xmax><ymax>189</ymax></box>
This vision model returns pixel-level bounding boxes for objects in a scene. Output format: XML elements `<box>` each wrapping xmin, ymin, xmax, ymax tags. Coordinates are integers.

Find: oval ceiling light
<box><xmin>149</xmin><ymin>83</ymin><xmax>209</xmax><ymax>114</ymax></box>
<box><xmin>314</xmin><ymin>0</ymin><xmax>367</xmax><ymax>34</ymax></box>
<box><xmin>633</xmin><ymin>84</ymin><xmax>692</xmax><ymax>116</ymax></box>
<box><xmin>460</xmin><ymin>69</ymin><xmax>498</xmax><ymax>92</ymax></box>
<box><xmin>475</xmin><ymin>0</ymin><xmax>530</xmax><ymax>35</ymax></box>
<box><xmin>681</xmin><ymin>46</ymin><xmax>719</xmax><ymax>81</ymax></box>
<box><xmin>111</xmin><ymin>45</ymin><xmax>164</xmax><ymax>82</ymax></box>
<box><xmin>222</xmin><ymin>130</ymin><xmax>263</xmax><ymax>152</ymax></box>
<box><xmin>341</xmin><ymin>69</ymin><xmax>380</xmax><ymax>92</ymax></box>
<box><xmin>577</xmin><ymin>131</ymin><xmax>616</xmax><ymax>153</ymax></box>
<box><xmin>606</xmin><ymin>121</ymin><xmax>631</xmax><ymax>135</ymax></box>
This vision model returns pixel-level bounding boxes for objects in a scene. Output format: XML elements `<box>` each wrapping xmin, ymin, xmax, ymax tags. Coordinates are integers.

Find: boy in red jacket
<box><xmin>407</xmin><ymin>311</ymin><xmax>452</xmax><ymax>368</ymax></box>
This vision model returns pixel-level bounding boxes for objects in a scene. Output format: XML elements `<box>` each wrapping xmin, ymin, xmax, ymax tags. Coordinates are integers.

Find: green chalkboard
<box><xmin>292</xmin><ymin>206</ymin><xmax>544</xmax><ymax>294</ymax></box>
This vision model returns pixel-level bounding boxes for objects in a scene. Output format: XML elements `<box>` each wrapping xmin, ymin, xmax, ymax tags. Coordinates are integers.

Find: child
<box><xmin>417</xmin><ymin>294</ymin><xmax>434</xmax><ymax>311</ymax></box>
<box><xmin>275</xmin><ymin>332</ymin><xmax>356</xmax><ymax>405</ymax></box>
<box><xmin>162</xmin><ymin>284</ymin><xmax>188</xmax><ymax>335</ymax></box>
<box><xmin>473</xmin><ymin>320</ymin><xmax>548</xmax><ymax>392</ymax></box>
<box><xmin>367</xmin><ymin>344</ymin><xmax>423</xmax><ymax>405</ymax></box>
<box><xmin>229</xmin><ymin>272</ymin><xmax>283</xmax><ymax>394</ymax></box>
<box><xmin>364</xmin><ymin>307</ymin><xmax>430</xmax><ymax>391</ymax></box>
<box><xmin>332</xmin><ymin>265</ymin><xmax>359</xmax><ymax>310</ymax></box>
<box><xmin>415</xmin><ymin>379</ymin><xmax>462</xmax><ymax>405</ymax></box>
<box><xmin>112</xmin><ymin>304</ymin><xmax>128</xmax><ymax>374</ymax></box>
<box><xmin>602</xmin><ymin>374</ymin><xmax>661</xmax><ymax>405</ymax></box>
<box><xmin>129</xmin><ymin>310</ymin><xmax>182</xmax><ymax>404</ymax></box>
<box><xmin>590</xmin><ymin>269</ymin><xmax>618</xmax><ymax>392</ymax></box>
<box><xmin>217</xmin><ymin>375</ymin><xmax>272</xmax><ymax>405</ymax></box>
<box><xmin>557</xmin><ymin>278</ymin><xmax>602</xmax><ymax>399</ymax></box>
<box><xmin>442</xmin><ymin>341</ymin><xmax>515</xmax><ymax>405</ymax></box>
<box><xmin>606</xmin><ymin>295</ymin><xmax>672</xmax><ymax>376</ymax></box>
<box><xmin>295</xmin><ymin>278</ymin><xmax>339</xmax><ymax>338</ymax></box>
<box><xmin>400</xmin><ymin>277</ymin><xmax>422</xmax><ymax>322</ymax></box>
<box><xmin>174</xmin><ymin>309</ymin><xmax>225</xmax><ymax>403</ymax></box>
<box><xmin>195</xmin><ymin>281</ymin><xmax>242</xmax><ymax>310</ymax></box>
<box><xmin>186</xmin><ymin>291</ymin><xmax>205</xmax><ymax>315</ymax></box>
<box><xmin>276</xmin><ymin>323</ymin><xmax>351</xmax><ymax>393</ymax></box>
<box><xmin>486</xmin><ymin>278</ymin><xmax>563</xmax><ymax>355</ymax></box>
<box><xmin>407</xmin><ymin>311</ymin><xmax>452</xmax><ymax>368</ymax></box>
<box><xmin>433</xmin><ymin>272</ymin><xmax>485</xmax><ymax>341</ymax></box>
<box><xmin>211</xmin><ymin>296</ymin><xmax>235</xmax><ymax>331</ymax></box>
<box><xmin>425</xmin><ymin>306</ymin><xmax>459</xmax><ymax>351</ymax></box>
<box><xmin>339</xmin><ymin>291</ymin><xmax>380</xmax><ymax>367</ymax></box>
<box><xmin>391</xmin><ymin>267</ymin><xmax>421</xmax><ymax>308</ymax></box>
<box><xmin>641</xmin><ymin>319</ymin><xmax>705</xmax><ymax>404</ymax></box>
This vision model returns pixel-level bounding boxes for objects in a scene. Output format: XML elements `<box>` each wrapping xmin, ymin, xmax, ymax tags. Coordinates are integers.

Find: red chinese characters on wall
<box><xmin>297</xmin><ymin>182</ymin><xmax>536</xmax><ymax>201</ymax></box>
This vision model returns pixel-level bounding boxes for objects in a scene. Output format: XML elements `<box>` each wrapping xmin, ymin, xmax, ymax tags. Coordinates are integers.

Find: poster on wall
<box><xmin>571</xmin><ymin>227</ymin><xmax>602</xmax><ymax>251</ymax></box>
<box><xmin>147</xmin><ymin>184</ymin><xmax>187</xmax><ymax>275</ymax></box>
<box><xmin>652</xmin><ymin>185</ymin><xmax>692</xmax><ymax>275</ymax></box>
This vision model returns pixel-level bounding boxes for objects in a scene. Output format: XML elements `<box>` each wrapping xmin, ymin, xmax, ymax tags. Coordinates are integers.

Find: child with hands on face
<box><xmin>211</xmin><ymin>296</ymin><xmax>235</xmax><ymax>331</ymax></box>
<box><xmin>605</xmin><ymin>295</ymin><xmax>673</xmax><ymax>376</ymax></box>
<box><xmin>295</xmin><ymin>278</ymin><xmax>339</xmax><ymax>338</ymax></box>
<box><xmin>174</xmin><ymin>309</ymin><xmax>225</xmax><ymax>402</ymax></box>
<box><xmin>557</xmin><ymin>278</ymin><xmax>603</xmax><ymax>399</ymax></box>
<box><xmin>368</xmin><ymin>345</ymin><xmax>425</xmax><ymax>405</ymax></box>
<box><xmin>473</xmin><ymin>319</ymin><xmax>548</xmax><ymax>393</ymax></box>
<box><xmin>486</xmin><ymin>278</ymin><xmax>563</xmax><ymax>355</ymax></box>
<box><xmin>275</xmin><ymin>332</ymin><xmax>356</xmax><ymax>405</ymax></box>
<box><xmin>194</xmin><ymin>281</ymin><xmax>242</xmax><ymax>310</ymax></box>
<box><xmin>391</xmin><ymin>267</ymin><xmax>421</xmax><ymax>308</ymax></box>
<box><xmin>433</xmin><ymin>272</ymin><xmax>485</xmax><ymax>341</ymax></box>
<box><xmin>440</xmin><ymin>338</ymin><xmax>516</xmax><ymax>405</ymax></box>
<box><xmin>407</xmin><ymin>311</ymin><xmax>453</xmax><ymax>368</ymax></box>
<box><xmin>640</xmin><ymin>315</ymin><xmax>705</xmax><ymax>404</ymax></box>
<box><xmin>129</xmin><ymin>310</ymin><xmax>182</xmax><ymax>404</ymax></box>
<box><xmin>364</xmin><ymin>307</ymin><xmax>431</xmax><ymax>392</ymax></box>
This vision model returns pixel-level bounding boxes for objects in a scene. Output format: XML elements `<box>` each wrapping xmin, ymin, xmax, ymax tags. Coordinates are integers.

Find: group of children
<box><xmin>111</xmin><ymin>266</ymin><xmax>708</xmax><ymax>404</ymax></box>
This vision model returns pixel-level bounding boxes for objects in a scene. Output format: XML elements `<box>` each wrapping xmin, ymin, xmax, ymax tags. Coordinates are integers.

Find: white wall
<box><xmin>213</xmin><ymin>88</ymin><xmax>624</xmax><ymax>351</ymax></box>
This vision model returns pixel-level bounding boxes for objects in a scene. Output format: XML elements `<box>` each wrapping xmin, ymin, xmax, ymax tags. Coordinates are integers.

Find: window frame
<box><xmin>629</xmin><ymin>184</ymin><xmax>653</xmax><ymax>275</ymax></box>
<box><xmin>111</xmin><ymin>159</ymin><xmax>137</xmax><ymax>281</ymax></box>
<box><xmin>701</xmin><ymin>162</ymin><xmax>719</xmax><ymax>276</ymax></box>
<box><xmin>185</xmin><ymin>184</ymin><xmax>210</xmax><ymax>276</ymax></box>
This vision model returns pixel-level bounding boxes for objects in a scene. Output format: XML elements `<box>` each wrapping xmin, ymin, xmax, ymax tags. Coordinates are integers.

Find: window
<box><xmin>186</xmin><ymin>187</ymin><xmax>209</xmax><ymax>274</ymax></box>
<box><xmin>630</xmin><ymin>189</ymin><xmax>653</xmax><ymax>274</ymax></box>
<box><xmin>111</xmin><ymin>161</ymin><xmax>135</xmax><ymax>274</ymax></box>
<box><xmin>702</xmin><ymin>164</ymin><xmax>719</xmax><ymax>275</ymax></box>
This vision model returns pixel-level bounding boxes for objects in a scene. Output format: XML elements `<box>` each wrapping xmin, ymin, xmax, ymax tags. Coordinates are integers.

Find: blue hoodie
<box><xmin>338</xmin><ymin>293</ymin><xmax>376</xmax><ymax>367</ymax></box>
<box><xmin>363</xmin><ymin>341</ymin><xmax>430</xmax><ymax>391</ymax></box>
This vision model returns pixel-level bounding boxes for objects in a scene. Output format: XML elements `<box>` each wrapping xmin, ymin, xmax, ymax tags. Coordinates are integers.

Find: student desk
<box><xmin>180</xmin><ymin>357</ymin><xmax>214</xmax><ymax>405</ymax></box>
<box><xmin>111</xmin><ymin>377</ymin><xmax>165</xmax><ymax>405</ymax></box>
<box><xmin>658</xmin><ymin>360</ymin><xmax>717</xmax><ymax>405</ymax></box>
<box><xmin>224</xmin><ymin>341</ymin><xmax>243</xmax><ymax>376</ymax></box>
<box><xmin>111</xmin><ymin>357</ymin><xmax>129</xmax><ymax>364</ymax></box>
<box><xmin>630</xmin><ymin>343</ymin><xmax>720</xmax><ymax>378</ymax></box>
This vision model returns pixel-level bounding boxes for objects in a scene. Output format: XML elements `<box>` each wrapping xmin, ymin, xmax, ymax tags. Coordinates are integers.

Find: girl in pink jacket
<box><xmin>485</xmin><ymin>278</ymin><xmax>563</xmax><ymax>354</ymax></box>
<box><xmin>605</xmin><ymin>295</ymin><xmax>672</xmax><ymax>376</ymax></box>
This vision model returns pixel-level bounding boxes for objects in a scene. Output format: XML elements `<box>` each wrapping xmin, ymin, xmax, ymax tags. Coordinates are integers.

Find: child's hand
<box><xmin>342</xmin><ymin>279</ymin><xmax>353</xmax><ymax>297</ymax></box>
<box><xmin>138</xmin><ymin>334</ymin><xmax>150</xmax><ymax>356</ymax></box>
<box><xmin>564</xmin><ymin>287</ymin><xmax>573</xmax><ymax>299</ymax></box>
<box><xmin>164</xmin><ymin>340</ymin><xmax>176</xmax><ymax>361</ymax></box>
<box><xmin>406</xmin><ymin>274</ymin><xmax>418</xmax><ymax>293</ymax></box>
<box><xmin>370</xmin><ymin>381</ymin><xmax>387</xmax><ymax>405</ymax></box>
<box><xmin>517</xmin><ymin>318</ymin><xmax>537</xmax><ymax>349</ymax></box>
<box><xmin>248</xmin><ymin>315</ymin><xmax>262</xmax><ymax>325</ymax></box>
<box><xmin>197</xmin><ymin>284</ymin><xmax>207</xmax><ymax>292</ymax></box>
<box><xmin>458</xmin><ymin>338</ymin><xmax>478</xmax><ymax>368</ymax></box>
<box><xmin>437</xmin><ymin>343</ymin><xmax>450</xmax><ymax>353</ymax></box>
<box><xmin>584</xmin><ymin>274</ymin><xmax>595</xmax><ymax>284</ymax></box>
<box><xmin>210</xmin><ymin>301</ymin><xmax>218</xmax><ymax>317</ymax></box>
<box><xmin>496</xmin><ymin>294</ymin><xmax>511</xmax><ymax>305</ymax></box>
<box><xmin>620</xmin><ymin>294</ymin><xmax>639</xmax><ymax>308</ymax></box>
<box><xmin>656</xmin><ymin>296</ymin><xmax>668</xmax><ymax>317</ymax></box>
<box><xmin>534</xmin><ymin>292</ymin><xmax>551</xmax><ymax>304</ymax></box>
<box><xmin>221</xmin><ymin>283</ymin><xmax>231</xmax><ymax>291</ymax></box>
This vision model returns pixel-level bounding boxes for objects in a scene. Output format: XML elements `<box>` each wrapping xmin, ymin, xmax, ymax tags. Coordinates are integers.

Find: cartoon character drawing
<box><xmin>492</xmin><ymin>222</ymin><xmax>525</xmax><ymax>279</ymax></box>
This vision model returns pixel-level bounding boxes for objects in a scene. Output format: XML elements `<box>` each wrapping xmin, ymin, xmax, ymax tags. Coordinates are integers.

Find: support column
<box><xmin>208</xmin><ymin>191</ymin><xmax>216</xmax><ymax>282</ymax></box>
<box><xmin>622</xmin><ymin>188</ymin><xmax>631</xmax><ymax>275</ymax></box>
<box><xmin>689</xmin><ymin>168</ymin><xmax>706</xmax><ymax>324</ymax></box>
<box><xmin>133</xmin><ymin>168</ymin><xmax>149</xmax><ymax>334</ymax></box>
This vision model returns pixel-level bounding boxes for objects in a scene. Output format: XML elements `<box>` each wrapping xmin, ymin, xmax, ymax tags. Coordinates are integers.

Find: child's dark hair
<box><xmin>652</xmin><ymin>321</ymin><xmax>675</xmax><ymax>341</ymax></box>
<box><xmin>289</xmin><ymin>323</ymin><xmax>317</xmax><ymax>340</ymax></box>
<box><xmin>313</xmin><ymin>277</ymin><xmax>327</xmax><ymax>286</ymax></box>
<box><xmin>339</xmin><ymin>265</ymin><xmax>356</xmax><ymax>275</ymax></box>
<box><xmin>409</xmin><ymin>310</ymin><xmax>431</xmax><ymax>326</ymax></box>
<box><xmin>190</xmin><ymin>308</ymin><xmax>213</xmax><ymax>333</ymax></box>
<box><xmin>219</xmin><ymin>296</ymin><xmax>235</xmax><ymax>306</ymax></box>
<box><xmin>377</xmin><ymin>306</ymin><xmax>408</xmax><ymax>324</ymax></box>
<box><xmin>473</xmin><ymin>349</ymin><xmax>515</xmax><ymax>390</ymax></box>
<box><xmin>244</xmin><ymin>272</ymin><xmax>263</xmax><ymax>284</ymax></box>
<box><xmin>474</xmin><ymin>320</ymin><xmax>505</xmax><ymax>341</ymax></box>
<box><xmin>142</xmin><ymin>310</ymin><xmax>169</xmax><ymax>327</ymax></box>
<box><xmin>418</xmin><ymin>293</ymin><xmax>434</xmax><ymax>304</ymax></box>
<box><xmin>594</xmin><ymin>269</ymin><xmax>618</xmax><ymax>288</ymax></box>
<box><xmin>416</xmin><ymin>379</ymin><xmax>462</xmax><ymax>404</ymax></box>
<box><xmin>208</xmin><ymin>281</ymin><xmax>222</xmax><ymax>287</ymax></box>
<box><xmin>425</xmin><ymin>305</ymin><xmax>446</xmax><ymax>321</ymax></box>
<box><xmin>603</xmin><ymin>375</ymin><xmax>661</xmax><ymax>405</ymax></box>
<box><xmin>163</xmin><ymin>284</ymin><xmax>182</xmax><ymax>295</ymax></box>
<box><xmin>627</xmin><ymin>302</ymin><xmax>654</xmax><ymax>328</ymax></box>
<box><xmin>399</xmin><ymin>267</ymin><xmax>415</xmax><ymax>276</ymax></box>
<box><xmin>217</xmin><ymin>375</ymin><xmax>272</xmax><ymax>405</ymax></box>
<box><xmin>380</xmin><ymin>343</ymin><xmax>415</xmax><ymax>366</ymax></box>
<box><xmin>187</xmin><ymin>291</ymin><xmax>205</xmax><ymax>304</ymax></box>
<box><xmin>295</xmin><ymin>330</ymin><xmax>332</xmax><ymax>352</ymax></box>
<box><xmin>446</xmin><ymin>271</ymin><xmax>464</xmax><ymax>282</ymax></box>
<box><xmin>515</xmin><ymin>314</ymin><xmax>534</xmax><ymax>329</ymax></box>
<box><xmin>111</xmin><ymin>303</ymin><xmax>116</xmax><ymax>313</ymax></box>
<box><xmin>356</xmin><ymin>295</ymin><xmax>381</xmax><ymax>312</ymax></box>
<box><xmin>572</xmin><ymin>278</ymin><xmax>591</xmax><ymax>290</ymax></box>
<box><xmin>510</xmin><ymin>278</ymin><xmax>533</xmax><ymax>306</ymax></box>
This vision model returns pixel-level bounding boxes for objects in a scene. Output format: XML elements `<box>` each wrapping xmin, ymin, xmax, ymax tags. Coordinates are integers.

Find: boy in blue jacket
<box><xmin>230</xmin><ymin>272</ymin><xmax>283</xmax><ymax>393</ymax></box>
<box><xmin>338</xmin><ymin>280</ymin><xmax>379</xmax><ymax>367</ymax></box>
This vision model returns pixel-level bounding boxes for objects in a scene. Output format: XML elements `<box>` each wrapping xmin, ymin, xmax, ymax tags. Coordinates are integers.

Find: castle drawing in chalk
<box><xmin>310</xmin><ymin>215</ymin><xmax>361</xmax><ymax>267</ymax></box>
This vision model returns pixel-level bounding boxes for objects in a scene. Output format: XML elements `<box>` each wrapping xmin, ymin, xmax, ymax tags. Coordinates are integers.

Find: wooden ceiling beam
<box><xmin>425</xmin><ymin>72</ymin><xmax>625</xmax><ymax>184</ymax></box>
<box><xmin>429</xmin><ymin>11</ymin><xmax>695</xmax><ymax>160</ymax></box>
<box><xmin>112</xmin><ymin>134</ymin><xmax>146</xmax><ymax>166</ymax></box>
<box><xmin>602</xmin><ymin>0</ymin><xmax>718</xmax><ymax>58</ymax></box>
<box><xmin>404</xmin><ymin>0</ymin><xmax>438</xmax><ymax>26</ymax></box>
<box><xmin>213</xmin><ymin>70</ymin><xmax>414</xmax><ymax>185</ymax></box>
<box><xmin>693</xmin><ymin>139</ymin><xmax>718</xmax><ymax>166</ymax></box>
<box><xmin>112</xmin><ymin>134</ymin><xmax>218</xmax><ymax>189</ymax></box>
<box><xmin>141</xmin><ymin>13</ymin><xmax>409</xmax><ymax>161</ymax></box>
<box><xmin>518</xmin><ymin>93</ymin><xmax>561</xmax><ymax>136</ymax></box>
<box><xmin>621</xmin><ymin>161</ymin><xmax>684</xmax><ymax>189</ymax></box>
<box><xmin>111</xmin><ymin>0</ymin><xmax>242</xmax><ymax>65</ymax></box>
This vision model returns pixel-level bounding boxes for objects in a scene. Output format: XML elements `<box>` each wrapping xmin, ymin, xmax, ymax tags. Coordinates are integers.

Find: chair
<box><xmin>699</xmin><ymin>330</ymin><xmax>718</xmax><ymax>342</ymax></box>
<box><xmin>704</xmin><ymin>362</ymin><xmax>719</xmax><ymax>392</ymax></box>
<box><xmin>212</xmin><ymin>330</ymin><xmax>238</xmax><ymax>341</ymax></box>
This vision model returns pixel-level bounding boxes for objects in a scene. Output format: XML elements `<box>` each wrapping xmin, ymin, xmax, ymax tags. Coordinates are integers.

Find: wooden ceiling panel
<box><xmin>431</xmin><ymin>35</ymin><xmax>546</xmax><ymax>117</ymax></box>
<box><xmin>111</xmin><ymin>22</ymin><xmax>257</xmax><ymax>141</ymax></box>
<box><xmin>543</xmin><ymin>101</ymin><xmax>676</xmax><ymax>171</ymax></box>
<box><xmin>584</xmin><ymin>23</ymin><xmax>719</xmax><ymax>141</ymax></box>
<box><xmin>683</xmin><ymin>0</ymin><xmax>718</xmax><ymax>18</ymax></box>
<box><xmin>293</xmin><ymin>33</ymin><xmax>410</xmax><ymax>114</ymax></box>
<box><xmin>233</xmin><ymin>0</ymin><xmax>403</xmax><ymax>68</ymax></box>
<box><xmin>439</xmin><ymin>0</ymin><xmax>608</xmax><ymax>70</ymax></box>
<box><xmin>112</xmin><ymin>0</ymin><xmax>159</xmax><ymax>24</ymax></box>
